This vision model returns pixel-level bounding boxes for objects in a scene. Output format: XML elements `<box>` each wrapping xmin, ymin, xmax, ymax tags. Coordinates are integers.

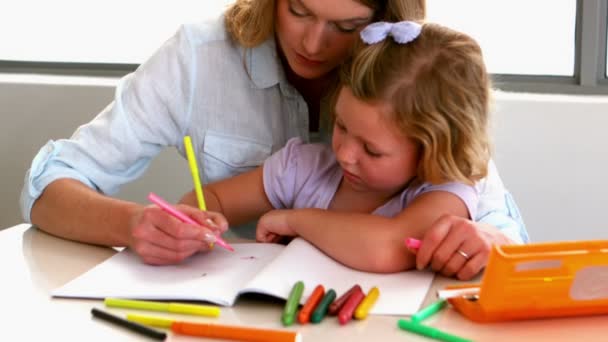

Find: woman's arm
<box><xmin>409</xmin><ymin>160</ymin><xmax>527</xmax><ymax>280</ymax></box>
<box><xmin>256</xmin><ymin>191</ymin><xmax>468</xmax><ymax>273</ymax></box>
<box><xmin>21</xmin><ymin>23</ymin><xmax>235</xmax><ymax>265</ymax></box>
<box><xmin>31</xmin><ymin>179</ymin><xmax>139</xmax><ymax>246</ymax></box>
<box><xmin>413</xmin><ymin>215</ymin><xmax>515</xmax><ymax>280</ymax></box>
<box><xmin>475</xmin><ymin>160</ymin><xmax>529</xmax><ymax>243</ymax></box>
<box><xmin>31</xmin><ymin>179</ymin><xmax>225</xmax><ymax>265</ymax></box>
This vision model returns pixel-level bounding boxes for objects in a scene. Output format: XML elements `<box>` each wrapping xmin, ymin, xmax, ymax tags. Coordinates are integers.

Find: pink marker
<box><xmin>147</xmin><ymin>192</ymin><xmax>234</xmax><ymax>252</ymax></box>
<box><xmin>405</xmin><ymin>237</ymin><xmax>421</xmax><ymax>250</ymax></box>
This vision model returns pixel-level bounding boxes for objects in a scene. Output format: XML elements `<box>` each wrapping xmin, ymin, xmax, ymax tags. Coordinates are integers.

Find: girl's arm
<box><xmin>256</xmin><ymin>190</ymin><xmax>467</xmax><ymax>273</ymax></box>
<box><xmin>180</xmin><ymin>166</ymin><xmax>274</xmax><ymax>226</ymax></box>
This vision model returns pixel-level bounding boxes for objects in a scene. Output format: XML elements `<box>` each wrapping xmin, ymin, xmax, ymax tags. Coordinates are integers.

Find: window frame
<box><xmin>1</xmin><ymin>0</ymin><xmax>607</xmax><ymax>94</ymax></box>
<box><xmin>0</xmin><ymin>60</ymin><xmax>136</xmax><ymax>77</ymax></box>
<box><xmin>493</xmin><ymin>0</ymin><xmax>608</xmax><ymax>95</ymax></box>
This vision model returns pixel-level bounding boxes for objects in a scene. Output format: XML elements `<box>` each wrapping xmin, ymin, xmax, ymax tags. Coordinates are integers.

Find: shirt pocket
<box><xmin>202</xmin><ymin>130</ymin><xmax>272</xmax><ymax>183</ymax></box>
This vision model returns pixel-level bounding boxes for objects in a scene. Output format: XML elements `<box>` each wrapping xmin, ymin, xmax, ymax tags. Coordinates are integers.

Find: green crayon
<box><xmin>311</xmin><ymin>289</ymin><xmax>337</xmax><ymax>323</ymax></box>
<box><xmin>411</xmin><ymin>299</ymin><xmax>447</xmax><ymax>322</ymax></box>
<box><xmin>282</xmin><ymin>281</ymin><xmax>304</xmax><ymax>326</ymax></box>
<box><xmin>397</xmin><ymin>319</ymin><xmax>472</xmax><ymax>342</ymax></box>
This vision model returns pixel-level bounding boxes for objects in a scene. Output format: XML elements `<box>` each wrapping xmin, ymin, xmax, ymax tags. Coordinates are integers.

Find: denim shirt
<box><xmin>20</xmin><ymin>15</ymin><xmax>529</xmax><ymax>244</ymax></box>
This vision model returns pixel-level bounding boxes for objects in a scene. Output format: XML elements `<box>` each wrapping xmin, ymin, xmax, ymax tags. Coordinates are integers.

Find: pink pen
<box><xmin>405</xmin><ymin>237</ymin><xmax>421</xmax><ymax>250</ymax></box>
<box><xmin>147</xmin><ymin>192</ymin><xmax>234</xmax><ymax>252</ymax></box>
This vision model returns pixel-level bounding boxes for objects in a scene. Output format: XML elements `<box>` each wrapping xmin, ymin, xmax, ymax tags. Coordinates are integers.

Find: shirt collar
<box><xmin>245</xmin><ymin>37</ymin><xmax>300</xmax><ymax>98</ymax></box>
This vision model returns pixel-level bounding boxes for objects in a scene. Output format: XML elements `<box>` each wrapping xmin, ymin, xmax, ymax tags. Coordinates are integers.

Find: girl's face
<box><xmin>275</xmin><ymin>0</ymin><xmax>373</xmax><ymax>79</ymax></box>
<box><xmin>332</xmin><ymin>87</ymin><xmax>420</xmax><ymax>195</ymax></box>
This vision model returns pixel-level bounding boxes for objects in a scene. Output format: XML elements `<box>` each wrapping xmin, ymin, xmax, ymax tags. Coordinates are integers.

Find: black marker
<box><xmin>91</xmin><ymin>308</ymin><xmax>167</xmax><ymax>340</ymax></box>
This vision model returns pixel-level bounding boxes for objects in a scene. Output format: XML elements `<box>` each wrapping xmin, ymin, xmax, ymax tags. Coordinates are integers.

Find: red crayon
<box><xmin>328</xmin><ymin>284</ymin><xmax>361</xmax><ymax>316</ymax></box>
<box><xmin>337</xmin><ymin>285</ymin><xmax>365</xmax><ymax>325</ymax></box>
<box><xmin>298</xmin><ymin>284</ymin><xmax>325</xmax><ymax>324</ymax></box>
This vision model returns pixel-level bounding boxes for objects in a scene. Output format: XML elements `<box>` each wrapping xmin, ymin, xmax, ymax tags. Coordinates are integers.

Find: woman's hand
<box><xmin>129</xmin><ymin>204</ymin><xmax>228</xmax><ymax>265</ymax></box>
<box><xmin>410</xmin><ymin>214</ymin><xmax>514</xmax><ymax>280</ymax></box>
<box><xmin>256</xmin><ymin>209</ymin><xmax>298</xmax><ymax>243</ymax></box>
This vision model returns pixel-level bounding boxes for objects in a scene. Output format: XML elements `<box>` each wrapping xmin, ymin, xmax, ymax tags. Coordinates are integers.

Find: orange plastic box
<box><xmin>447</xmin><ymin>240</ymin><xmax>608</xmax><ymax>322</ymax></box>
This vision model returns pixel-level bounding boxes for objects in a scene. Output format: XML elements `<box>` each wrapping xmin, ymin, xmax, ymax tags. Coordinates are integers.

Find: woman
<box><xmin>21</xmin><ymin>0</ymin><xmax>527</xmax><ymax>279</ymax></box>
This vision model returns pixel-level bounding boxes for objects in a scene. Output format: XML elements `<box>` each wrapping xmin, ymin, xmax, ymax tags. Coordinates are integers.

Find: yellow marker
<box><xmin>354</xmin><ymin>286</ymin><xmax>380</xmax><ymax>320</ymax></box>
<box><xmin>105</xmin><ymin>298</ymin><xmax>220</xmax><ymax>317</ymax></box>
<box><xmin>127</xmin><ymin>313</ymin><xmax>174</xmax><ymax>328</ymax></box>
<box><xmin>184</xmin><ymin>135</ymin><xmax>215</xmax><ymax>249</ymax></box>
<box><xmin>184</xmin><ymin>136</ymin><xmax>207</xmax><ymax>211</ymax></box>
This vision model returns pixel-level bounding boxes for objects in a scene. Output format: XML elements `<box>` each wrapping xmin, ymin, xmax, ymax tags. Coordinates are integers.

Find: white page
<box><xmin>52</xmin><ymin>243</ymin><xmax>284</xmax><ymax>306</ymax></box>
<box><xmin>243</xmin><ymin>238</ymin><xmax>434</xmax><ymax>315</ymax></box>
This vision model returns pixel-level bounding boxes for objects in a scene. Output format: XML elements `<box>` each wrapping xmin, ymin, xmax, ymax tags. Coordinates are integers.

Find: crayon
<box><xmin>127</xmin><ymin>313</ymin><xmax>174</xmax><ymax>328</ymax></box>
<box><xmin>147</xmin><ymin>192</ymin><xmax>234</xmax><ymax>252</ymax></box>
<box><xmin>328</xmin><ymin>284</ymin><xmax>361</xmax><ymax>315</ymax></box>
<box><xmin>91</xmin><ymin>308</ymin><xmax>167</xmax><ymax>340</ymax></box>
<box><xmin>337</xmin><ymin>285</ymin><xmax>365</xmax><ymax>325</ymax></box>
<box><xmin>354</xmin><ymin>286</ymin><xmax>379</xmax><ymax>320</ymax></box>
<box><xmin>405</xmin><ymin>237</ymin><xmax>422</xmax><ymax>249</ymax></box>
<box><xmin>411</xmin><ymin>299</ymin><xmax>447</xmax><ymax>322</ymax></box>
<box><xmin>297</xmin><ymin>284</ymin><xmax>324</xmax><ymax>324</ymax></box>
<box><xmin>184</xmin><ymin>135</ymin><xmax>214</xmax><ymax>248</ymax></box>
<box><xmin>183</xmin><ymin>135</ymin><xmax>207</xmax><ymax>211</ymax></box>
<box><xmin>172</xmin><ymin>320</ymin><xmax>301</xmax><ymax>342</ymax></box>
<box><xmin>128</xmin><ymin>313</ymin><xmax>301</xmax><ymax>342</ymax></box>
<box><xmin>397</xmin><ymin>319</ymin><xmax>472</xmax><ymax>342</ymax></box>
<box><xmin>437</xmin><ymin>287</ymin><xmax>480</xmax><ymax>300</ymax></box>
<box><xmin>105</xmin><ymin>298</ymin><xmax>220</xmax><ymax>317</ymax></box>
<box><xmin>282</xmin><ymin>281</ymin><xmax>304</xmax><ymax>326</ymax></box>
<box><xmin>310</xmin><ymin>289</ymin><xmax>336</xmax><ymax>323</ymax></box>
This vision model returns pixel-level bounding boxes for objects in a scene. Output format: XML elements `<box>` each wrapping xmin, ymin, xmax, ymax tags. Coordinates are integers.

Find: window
<box><xmin>427</xmin><ymin>0</ymin><xmax>576</xmax><ymax>76</ymax></box>
<box><xmin>0</xmin><ymin>0</ymin><xmax>233</xmax><ymax>65</ymax></box>
<box><xmin>1</xmin><ymin>0</ymin><xmax>607</xmax><ymax>93</ymax></box>
<box><xmin>605</xmin><ymin>5</ymin><xmax>608</xmax><ymax>78</ymax></box>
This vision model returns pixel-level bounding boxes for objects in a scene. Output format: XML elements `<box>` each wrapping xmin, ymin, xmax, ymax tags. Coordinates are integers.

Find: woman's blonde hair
<box><xmin>339</xmin><ymin>23</ymin><xmax>491</xmax><ymax>185</ymax></box>
<box><xmin>224</xmin><ymin>0</ymin><xmax>426</xmax><ymax>48</ymax></box>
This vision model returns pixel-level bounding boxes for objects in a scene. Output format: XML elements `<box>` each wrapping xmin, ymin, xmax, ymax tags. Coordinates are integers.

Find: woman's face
<box><xmin>275</xmin><ymin>0</ymin><xmax>374</xmax><ymax>80</ymax></box>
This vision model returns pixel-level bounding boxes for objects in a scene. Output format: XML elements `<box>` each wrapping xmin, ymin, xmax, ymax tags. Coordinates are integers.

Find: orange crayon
<box><xmin>172</xmin><ymin>321</ymin><xmax>301</xmax><ymax>342</ymax></box>
<box><xmin>297</xmin><ymin>284</ymin><xmax>325</xmax><ymax>324</ymax></box>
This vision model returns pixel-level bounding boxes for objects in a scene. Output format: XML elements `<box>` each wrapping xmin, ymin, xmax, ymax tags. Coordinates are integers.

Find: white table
<box><xmin>2</xmin><ymin>224</ymin><xmax>607</xmax><ymax>341</ymax></box>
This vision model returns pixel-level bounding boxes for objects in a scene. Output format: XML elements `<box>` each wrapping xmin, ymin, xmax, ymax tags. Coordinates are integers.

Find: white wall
<box><xmin>491</xmin><ymin>91</ymin><xmax>608</xmax><ymax>242</ymax></box>
<box><xmin>0</xmin><ymin>75</ymin><xmax>191</xmax><ymax>230</ymax></box>
<box><xmin>1</xmin><ymin>75</ymin><xmax>607</xmax><ymax>242</ymax></box>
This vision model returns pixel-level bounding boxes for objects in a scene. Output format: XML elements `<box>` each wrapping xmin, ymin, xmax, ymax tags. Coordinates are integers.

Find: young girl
<box><xmin>197</xmin><ymin>21</ymin><xmax>492</xmax><ymax>274</ymax></box>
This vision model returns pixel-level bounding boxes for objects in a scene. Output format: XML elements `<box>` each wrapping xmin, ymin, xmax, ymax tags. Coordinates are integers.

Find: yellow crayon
<box><xmin>127</xmin><ymin>313</ymin><xmax>174</xmax><ymax>328</ymax></box>
<box><xmin>184</xmin><ymin>135</ymin><xmax>207</xmax><ymax>211</ymax></box>
<box><xmin>184</xmin><ymin>135</ymin><xmax>216</xmax><ymax>248</ymax></box>
<box><xmin>105</xmin><ymin>298</ymin><xmax>220</xmax><ymax>317</ymax></box>
<box><xmin>354</xmin><ymin>286</ymin><xmax>380</xmax><ymax>320</ymax></box>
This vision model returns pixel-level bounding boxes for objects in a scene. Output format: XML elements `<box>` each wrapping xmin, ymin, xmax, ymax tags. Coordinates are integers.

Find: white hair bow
<box><xmin>360</xmin><ymin>21</ymin><xmax>422</xmax><ymax>45</ymax></box>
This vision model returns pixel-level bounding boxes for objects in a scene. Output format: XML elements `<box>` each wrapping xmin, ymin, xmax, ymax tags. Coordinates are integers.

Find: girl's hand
<box><xmin>256</xmin><ymin>210</ymin><xmax>298</xmax><ymax>243</ymax></box>
<box><xmin>409</xmin><ymin>215</ymin><xmax>513</xmax><ymax>280</ymax></box>
<box><xmin>129</xmin><ymin>204</ymin><xmax>228</xmax><ymax>265</ymax></box>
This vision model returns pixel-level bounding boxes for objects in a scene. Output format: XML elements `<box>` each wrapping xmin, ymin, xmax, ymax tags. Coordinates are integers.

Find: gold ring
<box><xmin>457</xmin><ymin>249</ymin><xmax>470</xmax><ymax>260</ymax></box>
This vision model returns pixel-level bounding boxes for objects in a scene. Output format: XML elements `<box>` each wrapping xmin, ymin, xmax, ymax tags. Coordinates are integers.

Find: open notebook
<box><xmin>53</xmin><ymin>238</ymin><xmax>434</xmax><ymax>315</ymax></box>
